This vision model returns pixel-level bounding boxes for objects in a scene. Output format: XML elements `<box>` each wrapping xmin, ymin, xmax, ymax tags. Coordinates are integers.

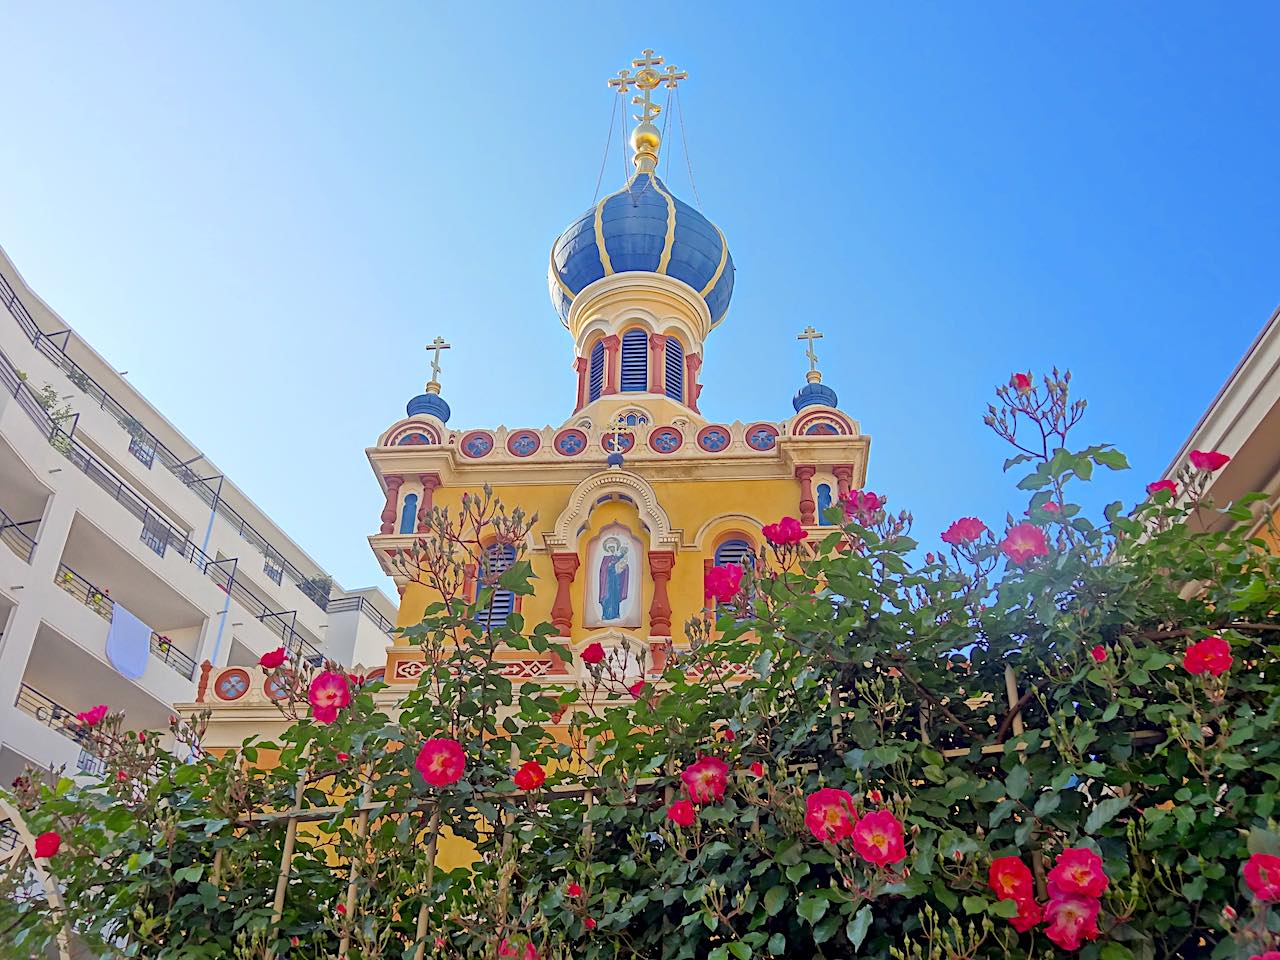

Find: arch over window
<box><xmin>816</xmin><ymin>484</ymin><xmax>833</xmax><ymax>525</ymax></box>
<box><xmin>620</xmin><ymin>329</ymin><xmax>648</xmax><ymax>392</ymax></box>
<box><xmin>588</xmin><ymin>340</ymin><xmax>606</xmax><ymax>402</ymax></box>
<box><xmin>714</xmin><ymin>537</ymin><xmax>754</xmax><ymax>568</ymax></box>
<box><xmin>476</xmin><ymin>542</ymin><xmax>517</xmax><ymax>627</ymax></box>
<box><xmin>664</xmin><ymin>337</ymin><xmax>685</xmax><ymax>403</ymax></box>
<box><xmin>399</xmin><ymin>493</ymin><xmax>418</xmax><ymax>534</ymax></box>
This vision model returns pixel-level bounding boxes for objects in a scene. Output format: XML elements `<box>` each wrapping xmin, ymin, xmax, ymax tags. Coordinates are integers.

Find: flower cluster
<box><xmin>76</xmin><ymin>704</ymin><xmax>108</xmax><ymax>727</ymax></box>
<box><xmin>990</xmin><ymin>847</ymin><xmax>1108</xmax><ymax>949</ymax></box>
<box><xmin>1183</xmin><ymin>635</ymin><xmax>1232</xmax><ymax>677</ymax></box>
<box><xmin>842</xmin><ymin>489</ymin><xmax>884</xmax><ymax>525</ymax></box>
<box><xmin>804</xmin><ymin>789</ymin><xmax>906</xmax><ymax>866</ymax></box>
<box><xmin>762</xmin><ymin>516</ymin><xmax>805</xmax><ymax>545</ymax></box>
<box><xmin>704</xmin><ymin>564</ymin><xmax>743</xmax><ymax>605</ymax></box>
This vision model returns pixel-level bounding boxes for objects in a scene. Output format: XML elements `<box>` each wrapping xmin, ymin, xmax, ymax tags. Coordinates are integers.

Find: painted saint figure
<box><xmin>597</xmin><ymin>536</ymin><xmax>630</xmax><ymax>621</ymax></box>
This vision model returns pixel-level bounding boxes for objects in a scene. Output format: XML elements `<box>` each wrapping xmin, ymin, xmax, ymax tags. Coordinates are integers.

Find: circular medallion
<box><xmin>746</xmin><ymin>423</ymin><xmax>780</xmax><ymax>451</ymax></box>
<box><xmin>553</xmin><ymin>428</ymin><xmax>588</xmax><ymax>457</ymax></box>
<box><xmin>264</xmin><ymin>670</ymin><xmax>294</xmax><ymax>701</ymax></box>
<box><xmin>460</xmin><ymin>431</ymin><xmax>494</xmax><ymax>458</ymax></box>
<box><xmin>506</xmin><ymin>430</ymin><xmax>541</xmax><ymax>457</ymax></box>
<box><xmin>215</xmin><ymin>668</ymin><xmax>250</xmax><ymax>701</ymax></box>
<box><xmin>601</xmin><ymin>431</ymin><xmax>635</xmax><ymax>454</ymax></box>
<box><xmin>649</xmin><ymin>427</ymin><xmax>683</xmax><ymax>453</ymax></box>
<box><xmin>696</xmin><ymin>425</ymin><xmax>731</xmax><ymax>452</ymax></box>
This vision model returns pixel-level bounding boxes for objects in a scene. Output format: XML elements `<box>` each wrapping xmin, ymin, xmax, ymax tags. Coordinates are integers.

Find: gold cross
<box><xmin>607</xmin><ymin>48</ymin><xmax>687</xmax><ymax>124</ymax></box>
<box><xmin>797</xmin><ymin>326</ymin><xmax>823</xmax><ymax>372</ymax></box>
<box><xmin>607</xmin><ymin>413</ymin><xmax>630</xmax><ymax>454</ymax></box>
<box><xmin>425</xmin><ymin>336</ymin><xmax>451</xmax><ymax>390</ymax></box>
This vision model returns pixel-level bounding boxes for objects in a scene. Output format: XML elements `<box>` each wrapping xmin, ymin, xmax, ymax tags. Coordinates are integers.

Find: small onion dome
<box><xmin>793</xmin><ymin>382</ymin><xmax>839</xmax><ymax>412</ymax></box>
<box><xmin>549</xmin><ymin>173</ymin><xmax>734</xmax><ymax>326</ymax></box>
<box><xmin>407</xmin><ymin>390</ymin><xmax>451</xmax><ymax>423</ymax></box>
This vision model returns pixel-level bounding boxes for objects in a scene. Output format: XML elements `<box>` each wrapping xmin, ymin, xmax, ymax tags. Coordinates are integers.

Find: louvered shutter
<box><xmin>620</xmin><ymin>329</ymin><xmax>648</xmax><ymax>392</ymax></box>
<box><xmin>588</xmin><ymin>341</ymin><xmax>605</xmax><ymax>401</ymax></box>
<box><xmin>476</xmin><ymin>543</ymin><xmax>517</xmax><ymax>627</ymax></box>
<box><xmin>664</xmin><ymin>338</ymin><xmax>685</xmax><ymax>403</ymax></box>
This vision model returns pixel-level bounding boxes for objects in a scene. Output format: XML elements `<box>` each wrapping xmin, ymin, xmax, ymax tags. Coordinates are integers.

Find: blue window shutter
<box><xmin>588</xmin><ymin>341</ymin><xmax>605</xmax><ymax>402</ymax></box>
<box><xmin>816</xmin><ymin>484</ymin><xmax>833</xmax><ymax>525</ymax></box>
<box><xmin>477</xmin><ymin>542</ymin><xmax>517</xmax><ymax>627</ymax></box>
<box><xmin>714</xmin><ymin>538</ymin><xmax>753</xmax><ymax>567</ymax></box>
<box><xmin>620</xmin><ymin>330</ymin><xmax>648</xmax><ymax>392</ymax></box>
<box><xmin>399</xmin><ymin>494</ymin><xmax>418</xmax><ymax>534</ymax></box>
<box><xmin>665</xmin><ymin>338</ymin><xmax>685</xmax><ymax>403</ymax></box>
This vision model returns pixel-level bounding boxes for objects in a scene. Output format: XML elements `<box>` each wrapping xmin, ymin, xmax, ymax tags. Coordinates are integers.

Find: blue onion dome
<box><xmin>549</xmin><ymin>172</ymin><xmax>735</xmax><ymax>326</ymax></box>
<box><xmin>793</xmin><ymin>382</ymin><xmax>839</xmax><ymax>412</ymax></box>
<box><xmin>407</xmin><ymin>390</ymin><xmax>451</xmax><ymax>423</ymax></box>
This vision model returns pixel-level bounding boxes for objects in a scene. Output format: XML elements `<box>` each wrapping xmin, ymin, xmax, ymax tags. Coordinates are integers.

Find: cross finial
<box><xmin>607</xmin><ymin>48</ymin><xmax>687</xmax><ymax>173</ymax></box>
<box><xmin>425</xmin><ymin>336</ymin><xmax>451</xmax><ymax>394</ymax></box>
<box><xmin>797</xmin><ymin>326</ymin><xmax>824</xmax><ymax>384</ymax></box>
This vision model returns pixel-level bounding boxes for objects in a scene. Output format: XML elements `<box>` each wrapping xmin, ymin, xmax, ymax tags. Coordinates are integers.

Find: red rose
<box><xmin>989</xmin><ymin>856</ymin><xmax>1034</xmax><ymax>903</ymax></box>
<box><xmin>1000</xmin><ymin>522</ymin><xmax>1049</xmax><ymax>565</ymax></box>
<box><xmin>415</xmin><ymin>738</ymin><xmax>466</xmax><ymax>787</ymax></box>
<box><xmin>1043</xmin><ymin>894</ymin><xmax>1100</xmax><ymax>950</ymax></box>
<box><xmin>866</xmin><ymin>789</ymin><xmax>883</xmax><ymax>805</ymax></box>
<box><xmin>1244</xmin><ymin>852</ymin><xmax>1280</xmax><ymax>902</ymax></box>
<box><xmin>1189</xmin><ymin>449</ymin><xmax>1230</xmax><ymax>472</ymax></box>
<box><xmin>335</xmin><ymin>904</ymin><xmax>347</xmax><ymax>916</ymax></box>
<box><xmin>666</xmin><ymin>799</ymin><xmax>696</xmax><ymax>827</ymax></box>
<box><xmin>1011</xmin><ymin>372</ymin><xmax>1033</xmax><ymax>394</ymax></box>
<box><xmin>720</xmin><ymin>728</ymin><xmax>736</xmax><ymax>742</ymax></box>
<box><xmin>1048</xmin><ymin>847</ymin><xmax>1109</xmax><ymax>898</ymax></box>
<box><xmin>34</xmin><ymin>831</ymin><xmax>61</xmax><ymax>858</ymax></box>
<box><xmin>941</xmin><ymin>517</ymin><xmax>987</xmax><ymax>546</ymax></box>
<box><xmin>1146</xmin><ymin>479</ymin><xmax>1178</xmax><ymax>498</ymax></box>
<box><xmin>258</xmin><ymin>646</ymin><xmax>287</xmax><ymax>669</ymax></box>
<box><xmin>681</xmin><ymin>757</ymin><xmax>729</xmax><ymax>805</ymax></box>
<box><xmin>308</xmin><ymin>671</ymin><xmax>351</xmax><ymax>725</ymax></box>
<box><xmin>1090</xmin><ymin>645</ymin><xmax>1107</xmax><ymax>663</ymax></box>
<box><xmin>580</xmin><ymin>642</ymin><xmax>606</xmax><ymax>665</ymax></box>
<box><xmin>628</xmin><ymin>681</ymin><xmax>646</xmax><ymax>698</ymax></box>
<box><xmin>804</xmin><ymin>787</ymin><xmax>857</xmax><ymax>843</ymax></box>
<box><xmin>1010</xmin><ymin>896</ymin><xmax>1043</xmax><ymax>933</ymax></box>
<box><xmin>764</xmin><ymin>516</ymin><xmax>806</xmax><ymax>545</ymax></box>
<box><xmin>748</xmin><ymin>761</ymin><xmax>765</xmax><ymax>778</ymax></box>
<box><xmin>704</xmin><ymin>564</ymin><xmax>743</xmax><ymax>604</ymax></box>
<box><xmin>843</xmin><ymin>489</ymin><xmax>884</xmax><ymax>524</ymax></box>
<box><xmin>336</xmin><ymin>752</ymin><xmax>350</xmax><ymax>762</ymax></box>
<box><xmin>513</xmin><ymin>760</ymin><xmax>546</xmax><ymax>791</ymax></box>
<box><xmin>1183</xmin><ymin>635</ymin><xmax>1232</xmax><ymax>677</ymax></box>
<box><xmin>583</xmin><ymin>917</ymin><xmax>596</xmax><ymax>930</ymax></box>
<box><xmin>76</xmin><ymin>704</ymin><xmax>109</xmax><ymax>727</ymax></box>
<box><xmin>566</xmin><ymin>882</ymin><xmax>582</xmax><ymax>897</ymax></box>
<box><xmin>852</xmin><ymin>809</ymin><xmax>907</xmax><ymax>865</ymax></box>
<box><xmin>1040</xmin><ymin>501</ymin><xmax>1061</xmax><ymax>514</ymax></box>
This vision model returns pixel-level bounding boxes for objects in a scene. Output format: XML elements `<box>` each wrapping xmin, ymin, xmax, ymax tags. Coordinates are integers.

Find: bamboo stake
<box><xmin>338</xmin><ymin>776</ymin><xmax>375</xmax><ymax>958</ymax></box>
<box><xmin>1003</xmin><ymin>665</ymin><xmax>1025</xmax><ymax>739</ymax></box>
<box><xmin>411</xmin><ymin>804</ymin><xmax>443</xmax><ymax>960</ymax></box>
<box><xmin>265</xmin><ymin>752</ymin><xmax>310</xmax><ymax>960</ymax></box>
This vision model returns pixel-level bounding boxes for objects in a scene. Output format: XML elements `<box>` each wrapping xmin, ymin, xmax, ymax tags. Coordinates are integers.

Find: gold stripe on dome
<box><xmin>649</xmin><ymin>176</ymin><xmax>678</xmax><ymax>275</ymax></box>
<box><xmin>593</xmin><ymin>196</ymin><xmax>615</xmax><ymax>276</ymax></box>
<box><xmin>700</xmin><ymin>222</ymin><xmax>730</xmax><ymax>319</ymax></box>
<box><xmin>548</xmin><ymin>246</ymin><xmax>575</xmax><ymax>300</ymax></box>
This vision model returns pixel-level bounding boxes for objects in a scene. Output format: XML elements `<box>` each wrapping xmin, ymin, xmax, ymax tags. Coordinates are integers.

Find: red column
<box><xmin>550</xmin><ymin>552</ymin><xmax>580</xmax><ymax>635</ymax></box>
<box><xmin>795</xmin><ymin>466</ymin><xmax>817</xmax><ymax>525</ymax></box>
<box><xmin>685</xmin><ymin>353</ymin><xmax>702</xmax><ymax>411</ymax></box>
<box><xmin>379</xmin><ymin>475</ymin><xmax>404</xmax><ymax>534</ymax></box>
<box><xmin>648</xmin><ymin>550</ymin><xmax>676</xmax><ymax>635</ymax></box>
<box><xmin>601</xmin><ymin>334</ymin><xmax>621</xmax><ymax>395</ymax></box>
<box><xmin>417</xmin><ymin>473</ymin><xmax>441</xmax><ymax>532</ymax></box>
<box><xmin>573</xmin><ymin>356</ymin><xmax>589</xmax><ymax>412</ymax></box>
<box><xmin>648</xmin><ymin>333</ymin><xmax>668</xmax><ymax>395</ymax></box>
<box><xmin>833</xmin><ymin>464</ymin><xmax>854</xmax><ymax>499</ymax></box>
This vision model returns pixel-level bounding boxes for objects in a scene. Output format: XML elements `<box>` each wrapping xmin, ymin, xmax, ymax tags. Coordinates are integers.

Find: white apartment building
<box><xmin>0</xmin><ymin>244</ymin><xmax>395</xmax><ymax>795</ymax></box>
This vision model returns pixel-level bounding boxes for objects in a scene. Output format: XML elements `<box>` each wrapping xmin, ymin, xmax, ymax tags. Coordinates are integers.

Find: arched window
<box><xmin>714</xmin><ymin>538</ymin><xmax>754</xmax><ymax>568</ymax></box>
<box><xmin>476</xmin><ymin>542</ymin><xmax>516</xmax><ymax>627</ymax></box>
<box><xmin>816</xmin><ymin>484</ymin><xmax>833</xmax><ymax>525</ymax></box>
<box><xmin>664</xmin><ymin>337</ymin><xmax>685</xmax><ymax>403</ymax></box>
<box><xmin>588</xmin><ymin>340</ymin><xmax>606</xmax><ymax>402</ymax></box>
<box><xmin>620</xmin><ymin>329</ymin><xmax>648</xmax><ymax>392</ymax></box>
<box><xmin>399</xmin><ymin>493</ymin><xmax>418</xmax><ymax>534</ymax></box>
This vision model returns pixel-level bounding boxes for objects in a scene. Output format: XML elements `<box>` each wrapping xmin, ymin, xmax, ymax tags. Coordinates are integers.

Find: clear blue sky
<box><xmin>2</xmin><ymin>4</ymin><xmax>1277</xmax><ymax>592</ymax></box>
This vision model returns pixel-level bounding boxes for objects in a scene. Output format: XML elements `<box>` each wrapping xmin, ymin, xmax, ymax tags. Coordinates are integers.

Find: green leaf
<box><xmin>1093</xmin><ymin>448</ymin><xmax>1130</xmax><ymax>471</ymax></box>
<box><xmin>764</xmin><ymin>886</ymin><xmax>787</xmax><ymax>917</ymax></box>
<box><xmin>1100</xmin><ymin>945</ymin><xmax>1135</xmax><ymax>960</ymax></box>
<box><xmin>845</xmin><ymin>904</ymin><xmax>873</xmax><ymax>950</ymax></box>
<box><xmin>991</xmin><ymin>899</ymin><xmax>1020</xmax><ymax>918</ymax></box>
<box><xmin>1034</xmin><ymin>791</ymin><xmax>1062</xmax><ymax>817</ymax></box>
<box><xmin>1085</xmin><ymin>797</ymin><xmax>1130</xmax><ymax>834</ymax></box>
<box><xmin>797</xmin><ymin>894</ymin><xmax>828</xmax><ymax>925</ymax></box>
<box><xmin>1005</xmin><ymin>765</ymin><xmax>1029</xmax><ymax>800</ymax></box>
<box><xmin>174</xmin><ymin>864</ymin><xmax>203</xmax><ymax>883</ymax></box>
<box><xmin>767</xmin><ymin>933</ymin><xmax>786</xmax><ymax>956</ymax></box>
<box><xmin>962</xmin><ymin>896</ymin><xmax>987</xmax><ymax>915</ymax></box>
<box><xmin>728</xmin><ymin>943</ymin><xmax>751</xmax><ymax>959</ymax></box>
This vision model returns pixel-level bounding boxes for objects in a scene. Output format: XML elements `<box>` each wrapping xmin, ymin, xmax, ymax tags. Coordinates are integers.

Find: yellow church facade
<box><xmin>191</xmin><ymin>49</ymin><xmax>870</xmax><ymax>743</ymax></box>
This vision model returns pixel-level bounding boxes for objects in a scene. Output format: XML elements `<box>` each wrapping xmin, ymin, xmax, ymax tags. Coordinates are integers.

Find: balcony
<box><xmin>0</xmin><ymin>507</ymin><xmax>37</xmax><ymax>563</ymax></box>
<box><xmin>12</xmin><ymin>684</ymin><xmax>107</xmax><ymax>778</ymax></box>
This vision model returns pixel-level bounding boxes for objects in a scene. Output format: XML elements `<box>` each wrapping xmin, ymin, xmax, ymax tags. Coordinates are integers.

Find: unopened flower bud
<box><xmin>1221</xmin><ymin>905</ymin><xmax>1237</xmax><ymax>921</ymax></box>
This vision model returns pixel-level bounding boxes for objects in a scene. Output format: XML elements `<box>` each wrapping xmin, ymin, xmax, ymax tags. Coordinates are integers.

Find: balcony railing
<box><xmin>14</xmin><ymin>683</ymin><xmax>93</xmax><ymax>747</ymax></box>
<box><xmin>54</xmin><ymin>563</ymin><xmax>198</xmax><ymax>680</ymax></box>
<box><xmin>327</xmin><ymin>595</ymin><xmax>396</xmax><ymax>636</ymax></box>
<box><xmin>0</xmin><ymin>505</ymin><xmax>38</xmax><ymax>563</ymax></box>
<box><xmin>0</xmin><ymin>821</ymin><xmax>17</xmax><ymax>854</ymax></box>
<box><xmin>77</xmin><ymin>749</ymin><xmax>107</xmax><ymax>776</ymax></box>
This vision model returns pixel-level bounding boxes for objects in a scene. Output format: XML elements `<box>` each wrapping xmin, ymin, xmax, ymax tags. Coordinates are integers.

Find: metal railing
<box><xmin>14</xmin><ymin>683</ymin><xmax>92</xmax><ymax>746</ymax></box>
<box><xmin>0</xmin><ymin>505</ymin><xmax>38</xmax><ymax>563</ymax></box>
<box><xmin>77</xmin><ymin>749</ymin><xmax>107</xmax><ymax>776</ymax></box>
<box><xmin>0</xmin><ymin>821</ymin><xmax>17</xmax><ymax>853</ymax></box>
<box><xmin>326</xmin><ymin>595</ymin><xmax>396</xmax><ymax>635</ymax></box>
<box><xmin>54</xmin><ymin>563</ymin><xmax>198</xmax><ymax>680</ymax></box>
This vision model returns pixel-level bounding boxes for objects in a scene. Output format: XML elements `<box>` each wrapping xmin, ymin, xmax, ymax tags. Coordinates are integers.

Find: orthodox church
<box><xmin>193</xmin><ymin>50</ymin><xmax>869</xmax><ymax>734</ymax></box>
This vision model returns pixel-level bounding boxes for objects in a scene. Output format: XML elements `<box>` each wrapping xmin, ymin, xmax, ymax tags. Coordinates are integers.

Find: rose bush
<box><xmin>4</xmin><ymin>371</ymin><xmax>1280</xmax><ymax>959</ymax></box>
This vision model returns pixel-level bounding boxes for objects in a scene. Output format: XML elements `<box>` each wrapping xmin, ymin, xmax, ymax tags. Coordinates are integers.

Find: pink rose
<box><xmin>1000</xmin><ymin>522</ymin><xmax>1049</xmax><ymax>565</ymax></box>
<box><xmin>307</xmin><ymin>671</ymin><xmax>351</xmax><ymax>724</ymax></box>
<box><xmin>941</xmin><ymin>517</ymin><xmax>987</xmax><ymax>546</ymax></box>
<box><xmin>1189</xmin><ymin>449</ymin><xmax>1230</xmax><ymax>472</ymax></box>
<box><xmin>258</xmin><ymin>646</ymin><xmax>287</xmax><ymax>669</ymax></box>
<box><xmin>1146</xmin><ymin>479</ymin><xmax>1178</xmax><ymax>498</ymax></box>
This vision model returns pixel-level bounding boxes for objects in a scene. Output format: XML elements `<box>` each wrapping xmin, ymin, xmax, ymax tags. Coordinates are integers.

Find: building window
<box><xmin>588</xmin><ymin>340</ymin><xmax>606</xmax><ymax>402</ymax></box>
<box><xmin>620</xmin><ymin>329</ymin><xmax>648</xmax><ymax>392</ymax></box>
<box><xmin>714</xmin><ymin>538</ymin><xmax>754</xmax><ymax>568</ymax></box>
<box><xmin>140</xmin><ymin>513</ymin><xmax>170</xmax><ymax>557</ymax></box>
<box><xmin>816</xmin><ymin>483</ymin><xmax>833</xmax><ymax>525</ymax></box>
<box><xmin>263</xmin><ymin>556</ymin><xmax>284</xmax><ymax>585</ymax></box>
<box><xmin>476</xmin><ymin>542</ymin><xmax>516</xmax><ymax>628</ymax></box>
<box><xmin>399</xmin><ymin>493</ymin><xmax>418</xmax><ymax>535</ymax></box>
<box><xmin>665</xmin><ymin>338</ymin><xmax>685</xmax><ymax>403</ymax></box>
<box><xmin>127</xmin><ymin>435</ymin><xmax>156</xmax><ymax>469</ymax></box>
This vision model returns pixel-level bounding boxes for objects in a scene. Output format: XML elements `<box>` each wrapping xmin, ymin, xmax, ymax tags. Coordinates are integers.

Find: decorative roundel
<box><xmin>601</xmin><ymin>431</ymin><xmax>635</xmax><ymax>454</ymax></box>
<box><xmin>649</xmin><ymin>427</ymin><xmax>683</xmax><ymax>454</ymax></box>
<box><xmin>215</xmin><ymin>668</ymin><xmax>251</xmax><ymax>701</ymax></box>
<box><xmin>506</xmin><ymin>430</ymin><xmax>541</xmax><ymax>457</ymax></box>
<box><xmin>553</xmin><ymin>428</ymin><xmax>588</xmax><ymax>457</ymax></box>
<box><xmin>264</xmin><ymin>670</ymin><xmax>294</xmax><ymax>701</ymax></box>
<box><xmin>806</xmin><ymin>422</ymin><xmax>839</xmax><ymax>435</ymax></box>
<box><xmin>745</xmin><ymin>423</ymin><xmax>780</xmax><ymax>451</ymax></box>
<box><xmin>697</xmin><ymin>425</ymin><xmax>731</xmax><ymax>452</ymax></box>
<box><xmin>460</xmin><ymin>431</ymin><xmax>494</xmax><ymax>458</ymax></box>
<box><xmin>366</xmin><ymin>667</ymin><xmax>386</xmax><ymax>682</ymax></box>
